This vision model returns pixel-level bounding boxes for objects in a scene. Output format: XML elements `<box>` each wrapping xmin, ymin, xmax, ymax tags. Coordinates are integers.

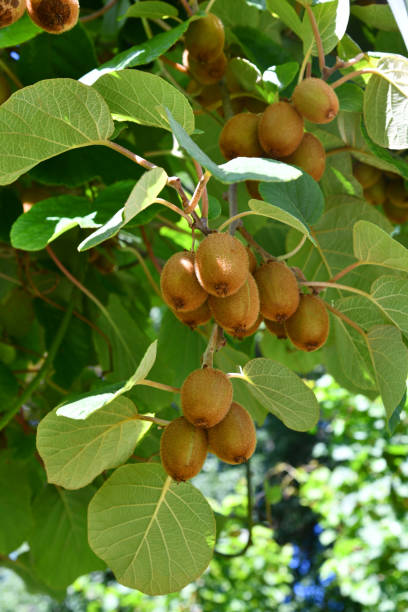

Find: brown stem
<box><xmin>185</xmin><ymin>170</ymin><xmax>211</xmax><ymax>215</ymax></box>
<box><xmin>80</xmin><ymin>0</ymin><xmax>118</xmax><ymax>23</ymax></box>
<box><xmin>299</xmin><ymin>280</ymin><xmax>369</xmax><ymax>300</ymax></box>
<box><xmin>325</xmin><ymin>302</ymin><xmax>367</xmax><ymax>337</ymax></box>
<box><xmin>140</xmin><ymin>226</ymin><xmax>163</xmax><ymax>274</ymax></box>
<box><xmin>155</xmin><ymin>198</ymin><xmax>194</xmax><ymax>224</ymax></box>
<box><xmin>179</xmin><ymin>0</ymin><xmax>193</xmax><ymax>16</ymax></box>
<box><xmin>330</xmin><ymin>261</ymin><xmax>363</xmax><ymax>283</ymax></box>
<box><xmin>134</xmin><ymin>414</ymin><xmax>171</xmax><ymax>427</ymax></box>
<box><xmin>202</xmin><ymin>324</ymin><xmax>224</xmax><ymax>368</ymax></box>
<box><xmin>238</xmin><ymin>226</ymin><xmax>274</xmax><ymax>262</ymax></box>
<box><xmin>141</xmin><ymin>379</ymin><xmax>180</xmax><ymax>393</ymax></box>
<box><xmin>305</xmin><ymin>4</ymin><xmax>326</xmax><ymax>76</ymax></box>
<box><xmin>193</xmin><ymin>160</ymin><xmax>209</xmax><ymax>221</ymax></box>
<box><xmin>160</xmin><ymin>55</ymin><xmax>189</xmax><ymax>74</ymax></box>
<box><xmin>331</xmin><ymin>69</ymin><xmax>379</xmax><ymax>89</ymax></box>
<box><xmin>104</xmin><ymin>141</ymin><xmax>156</xmax><ymax>171</ymax></box>
<box><xmin>324</xmin><ymin>53</ymin><xmax>366</xmax><ymax>79</ymax></box>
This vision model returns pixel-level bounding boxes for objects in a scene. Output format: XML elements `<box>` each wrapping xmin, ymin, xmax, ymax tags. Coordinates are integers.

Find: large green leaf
<box><xmin>88</xmin><ymin>464</ymin><xmax>216</xmax><ymax>595</ymax></box>
<box><xmin>351</xmin><ymin>4</ymin><xmax>398</xmax><ymax>31</ymax></box>
<box><xmin>239</xmin><ymin>358</ymin><xmax>320</xmax><ymax>431</ymax></box>
<box><xmin>0</xmin><ymin>13</ymin><xmax>41</xmax><ymax>48</ymax></box>
<box><xmin>37</xmin><ymin>397</ymin><xmax>151</xmax><ymax>489</ymax></box>
<box><xmin>30</xmin><ymin>485</ymin><xmax>105</xmax><ymax>590</ymax></box>
<box><xmin>301</xmin><ymin>0</ymin><xmax>350</xmax><ymax>56</ymax></box>
<box><xmin>0</xmin><ymin>455</ymin><xmax>33</xmax><ymax>554</ymax></box>
<box><xmin>93</xmin><ymin>70</ymin><xmax>194</xmax><ymax>134</ymax></box>
<box><xmin>353</xmin><ymin>220</ymin><xmax>408</xmax><ymax>272</ymax></box>
<box><xmin>370</xmin><ymin>276</ymin><xmax>408</xmax><ymax>336</ymax></box>
<box><xmin>266</xmin><ymin>0</ymin><xmax>303</xmax><ymax>38</ymax></box>
<box><xmin>0</xmin><ymin>79</ymin><xmax>114</xmax><ymax>186</ymax></box>
<box><xmin>363</xmin><ymin>55</ymin><xmax>408</xmax><ymax>149</ymax></box>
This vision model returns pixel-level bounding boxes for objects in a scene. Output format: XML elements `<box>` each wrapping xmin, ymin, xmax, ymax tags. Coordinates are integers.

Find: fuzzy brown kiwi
<box><xmin>386</xmin><ymin>178</ymin><xmax>408</xmax><ymax>208</ymax></box>
<box><xmin>254</xmin><ymin>260</ymin><xmax>300</xmax><ymax>322</ymax></box>
<box><xmin>185</xmin><ymin>50</ymin><xmax>227</xmax><ymax>86</ymax></box>
<box><xmin>225</xmin><ymin>314</ymin><xmax>262</xmax><ymax>339</ymax></box>
<box><xmin>264</xmin><ymin>318</ymin><xmax>287</xmax><ymax>339</ymax></box>
<box><xmin>219</xmin><ymin>112</ymin><xmax>264</xmax><ymax>160</ymax></box>
<box><xmin>383</xmin><ymin>200</ymin><xmax>408</xmax><ymax>224</ymax></box>
<box><xmin>280</xmin><ymin>133</ymin><xmax>326</xmax><ymax>181</ymax></box>
<box><xmin>292</xmin><ymin>78</ymin><xmax>339</xmax><ymax>124</ymax></box>
<box><xmin>209</xmin><ymin>274</ymin><xmax>260</xmax><ymax>336</ymax></box>
<box><xmin>195</xmin><ymin>233</ymin><xmax>249</xmax><ymax>297</ymax></box>
<box><xmin>0</xmin><ymin>0</ymin><xmax>26</xmax><ymax>29</ymax></box>
<box><xmin>172</xmin><ymin>300</ymin><xmax>212</xmax><ymax>329</ymax></box>
<box><xmin>160</xmin><ymin>251</ymin><xmax>208</xmax><ymax>312</ymax></box>
<box><xmin>285</xmin><ymin>293</ymin><xmax>329</xmax><ymax>351</ymax></box>
<box><xmin>185</xmin><ymin>13</ymin><xmax>225</xmax><ymax>63</ymax></box>
<box><xmin>181</xmin><ymin>367</ymin><xmax>233</xmax><ymax>428</ymax></box>
<box><xmin>257</xmin><ymin>101</ymin><xmax>304</xmax><ymax>158</ymax></box>
<box><xmin>26</xmin><ymin>0</ymin><xmax>79</xmax><ymax>33</ymax></box>
<box><xmin>160</xmin><ymin>417</ymin><xmax>208</xmax><ymax>481</ymax></box>
<box><xmin>353</xmin><ymin>162</ymin><xmax>382</xmax><ymax>189</ymax></box>
<box><xmin>208</xmin><ymin>402</ymin><xmax>256</xmax><ymax>464</ymax></box>
<box><xmin>364</xmin><ymin>177</ymin><xmax>386</xmax><ymax>206</ymax></box>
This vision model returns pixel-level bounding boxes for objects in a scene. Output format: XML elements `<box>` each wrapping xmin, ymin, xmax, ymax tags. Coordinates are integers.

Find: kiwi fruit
<box><xmin>280</xmin><ymin>133</ymin><xmax>326</xmax><ymax>181</ymax></box>
<box><xmin>187</xmin><ymin>80</ymin><xmax>222</xmax><ymax>111</ymax></box>
<box><xmin>0</xmin><ymin>74</ymin><xmax>11</xmax><ymax>104</ymax></box>
<box><xmin>208</xmin><ymin>402</ymin><xmax>256</xmax><ymax>464</ymax></box>
<box><xmin>27</xmin><ymin>0</ymin><xmax>79</xmax><ymax>33</ymax></box>
<box><xmin>195</xmin><ymin>232</ymin><xmax>249</xmax><ymax>297</ymax></box>
<box><xmin>209</xmin><ymin>274</ymin><xmax>260</xmax><ymax>336</ymax></box>
<box><xmin>185</xmin><ymin>13</ymin><xmax>225</xmax><ymax>63</ymax></box>
<box><xmin>353</xmin><ymin>162</ymin><xmax>382</xmax><ymax>189</ymax></box>
<box><xmin>181</xmin><ymin>367</ymin><xmax>233</xmax><ymax>428</ymax></box>
<box><xmin>225</xmin><ymin>314</ymin><xmax>262</xmax><ymax>339</ymax></box>
<box><xmin>386</xmin><ymin>178</ymin><xmax>408</xmax><ymax>208</ymax></box>
<box><xmin>258</xmin><ymin>101</ymin><xmax>304</xmax><ymax>158</ymax></box>
<box><xmin>185</xmin><ymin>50</ymin><xmax>227</xmax><ymax>86</ymax></box>
<box><xmin>246</xmin><ymin>247</ymin><xmax>257</xmax><ymax>274</ymax></box>
<box><xmin>383</xmin><ymin>200</ymin><xmax>408</xmax><ymax>224</ymax></box>
<box><xmin>231</xmin><ymin>96</ymin><xmax>268</xmax><ymax>115</ymax></box>
<box><xmin>364</xmin><ymin>177</ymin><xmax>386</xmax><ymax>206</ymax></box>
<box><xmin>0</xmin><ymin>0</ymin><xmax>26</xmax><ymax>28</ymax></box>
<box><xmin>264</xmin><ymin>318</ymin><xmax>287</xmax><ymax>339</ymax></box>
<box><xmin>254</xmin><ymin>261</ymin><xmax>300</xmax><ymax>322</ymax></box>
<box><xmin>160</xmin><ymin>251</ymin><xmax>208</xmax><ymax>312</ymax></box>
<box><xmin>173</xmin><ymin>300</ymin><xmax>212</xmax><ymax>328</ymax></box>
<box><xmin>219</xmin><ymin>112</ymin><xmax>264</xmax><ymax>160</ymax></box>
<box><xmin>292</xmin><ymin>78</ymin><xmax>339</xmax><ymax>124</ymax></box>
<box><xmin>285</xmin><ymin>293</ymin><xmax>329</xmax><ymax>351</ymax></box>
<box><xmin>160</xmin><ymin>417</ymin><xmax>208</xmax><ymax>481</ymax></box>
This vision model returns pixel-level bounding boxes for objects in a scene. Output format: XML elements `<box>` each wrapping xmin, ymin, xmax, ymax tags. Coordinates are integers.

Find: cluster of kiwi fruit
<box><xmin>353</xmin><ymin>161</ymin><xmax>408</xmax><ymax>224</ymax></box>
<box><xmin>160</xmin><ymin>231</ymin><xmax>330</xmax><ymax>351</ymax></box>
<box><xmin>160</xmin><ymin>366</ymin><xmax>257</xmax><ymax>481</ymax></box>
<box><xmin>0</xmin><ymin>0</ymin><xmax>79</xmax><ymax>34</ymax></box>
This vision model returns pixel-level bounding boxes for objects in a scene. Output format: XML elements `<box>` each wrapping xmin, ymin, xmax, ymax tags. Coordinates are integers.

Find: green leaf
<box><xmin>336</xmin><ymin>82</ymin><xmax>364</xmax><ymax>113</ymax></box>
<box><xmin>249</xmin><ymin>199</ymin><xmax>311</xmax><ymax>238</ymax></box>
<box><xmin>301</xmin><ymin>0</ymin><xmax>350</xmax><ymax>56</ymax></box>
<box><xmin>78</xmin><ymin>168</ymin><xmax>168</xmax><ymax>251</ymax></box>
<box><xmin>353</xmin><ymin>220</ymin><xmax>408</xmax><ymax>271</ymax></box>
<box><xmin>37</xmin><ymin>397</ymin><xmax>151</xmax><ymax>489</ymax></box>
<box><xmin>124</xmin><ymin>1</ymin><xmax>178</xmax><ymax>19</ymax></box>
<box><xmin>0</xmin><ymin>13</ymin><xmax>41</xmax><ymax>48</ymax></box>
<box><xmin>81</xmin><ymin>22</ymin><xmax>190</xmax><ymax>86</ymax></box>
<box><xmin>166</xmin><ymin>108</ymin><xmax>302</xmax><ymax>184</ymax></box>
<box><xmin>239</xmin><ymin>358</ymin><xmax>320</xmax><ymax>431</ymax></box>
<box><xmin>0</xmin><ymin>79</ymin><xmax>114</xmax><ymax>186</ymax></box>
<box><xmin>88</xmin><ymin>463</ymin><xmax>216</xmax><ymax>595</ymax></box>
<box><xmin>266</xmin><ymin>0</ymin><xmax>303</xmax><ymax>38</ymax></box>
<box><xmin>370</xmin><ymin>276</ymin><xmax>408</xmax><ymax>337</ymax></box>
<box><xmin>388</xmin><ymin>390</ymin><xmax>406</xmax><ymax>434</ymax></box>
<box><xmin>263</xmin><ymin>62</ymin><xmax>299</xmax><ymax>91</ymax></box>
<box><xmin>363</xmin><ymin>55</ymin><xmax>408</xmax><ymax>149</ymax></box>
<box><xmin>30</xmin><ymin>485</ymin><xmax>105</xmax><ymax>589</ymax></box>
<box><xmin>351</xmin><ymin>5</ymin><xmax>398</xmax><ymax>31</ymax></box>
<box><xmin>0</xmin><ymin>455</ymin><xmax>33</xmax><ymax>554</ymax></box>
<box><xmin>360</xmin><ymin>121</ymin><xmax>408</xmax><ymax>181</ymax></box>
<box><xmin>57</xmin><ymin>341</ymin><xmax>158</xmax><ymax>420</ymax></box>
<box><xmin>92</xmin><ymin>70</ymin><xmax>194</xmax><ymax>134</ymax></box>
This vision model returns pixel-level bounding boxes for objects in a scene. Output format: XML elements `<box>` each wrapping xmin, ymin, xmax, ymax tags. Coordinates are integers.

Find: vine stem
<box><xmin>0</xmin><ymin>297</ymin><xmax>75</xmax><ymax>431</ymax></box>
<box><xmin>141</xmin><ymin>379</ymin><xmax>180</xmax><ymax>394</ymax></box>
<box><xmin>205</xmin><ymin>0</ymin><xmax>217</xmax><ymax>13</ymax></box>
<box><xmin>0</xmin><ymin>58</ymin><xmax>23</xmax><ymax>89</ymax></box>
<box><xmin>46</xmin><ymin>247</ymin><xmax>136</xmax><ymax>367</ymax></box>
<box><xmin>80</xmin><ymin>0</ymin><xmax>118</xmax><ymax>22</ymax></box>
<box><xmin>140</xmin><ymin>226</ymin><xmax>163</xmax><ymax>274</ymax></box>
<box><xmin>331</xmin><ymin>69</ymin><xmax>381</xmax><ymax>89</ymax></box>
<box><xmin>0</xmin><ymin>271</ymin><xmax>21</xmax><ymax>285</ymax></box>
<box><xmin>330</xmin><ymin>261</ymin><xmax>363</xmax><ymax>282</ymax></box>
<box><xmin>202</xmin><ymin>324</ymin><xmax>223</xmax><ymax>368</ymax></box>
<box><xmin>278</xmin><ymin>235</ymin><xmax>307</xmax><ymax>261</ymax></box>
<box><xmin>238</xmin><ymin>226</ymin><xmax>274</xmax><ymax>262</ymax></box>
<box><xmin>185</xmin><ymin>170</ymin><xmax>212</xmax><ymax>215</ymax></box>
<box><xmin>193</xmin><ymin>161</ymin><xmax>209</xmax><ymax>221</ymax></box>
<box><xmin>325</xmin><ymin>302</ymin><xmax>367</xmax><ymax>337</ymax></box>
<box><xmin>218</xmin><ymin>211</ymin><xmax>256</xmax><ymax>232</ymax></box>
<box><xmin>299</xmin><ymin>280</ymin><xmax>369</xmax><ymax>300</ymax></box>
<box><xmin>179</xmin><ymin>0</ymin><xmax>193</xmax><ymax>16</ymax></box>
<box><xmin>134</xmin><ymin>414</ymin><xmax>171</xmax><ymax>427</ymax></box>
<box><xmin>298</xmin><ymin>47</ymin><xmax>312</xmax><ymax>84</ymax></box>
<box><xmin>121</xmin><ymin>246</ymin><xmax>162</xmax><ymax>298</ymax></box>
<box><xmin>305</xmin><ymin>4</ymin><xmax>326</xmax><ymax>76</ymax></box>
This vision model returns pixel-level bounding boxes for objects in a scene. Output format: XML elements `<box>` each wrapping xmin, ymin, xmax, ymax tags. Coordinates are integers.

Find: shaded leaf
<box><xmin>124</xmin><ymin>1</ymin><xmax>178</xmax><ymax>19</ymax></box>
<box><xmin>353</xmin><ymin>220</ymin><xmax>408</xmax><ymax>272</ymax></box>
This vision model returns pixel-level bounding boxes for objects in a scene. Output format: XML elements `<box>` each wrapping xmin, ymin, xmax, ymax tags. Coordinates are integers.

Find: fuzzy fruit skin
<box><xmin>285</xmin><ymin>293</ymin><xmax>329</xmax><ymax>352</ymax></box>
<box><xmin>160</xmin><ymin>417</ymin><xmax>208</xmax><ymax>482</ymax></box>
<box><xmin>219</xmin><ymin>112</ymin><xmax>264</xmax><ymax>160</ymax></box>
<box><xmin>0</xmin><ymin>0</ymin><xmax>26</xmax><ymax>28</ymax></box>
<box><xmin>160</xmin><ymin>251</ymin><xmax>208</xmax><ymax>312</ymax></box>
<box><xmin>225</xmin><ymin>314</ymin><xmax>262</xmax><ymax>339</ymax></box>
<box><xmin>172</xmin><ymin>300</ymin><xmax>211</xmax><ymax>328</ymax></box>
<box><xmin>185</xmin><ymin>50</ymin><xmax>227</xmax><ymax>86</ymax></box>
<box><xmin>0</xmin><ymin>74</ymin><xmax>10</xmax><ymax>104</ymax></box>
<box><xmin>280</xmin><ymin>133</ymin><xmax>326</xmax><ymax>181</ymax></box>
<box><xmin>364</xmin><ymin>177</ymin><xmax>386</xmax><ymax>206</ymax></box>
<box><xmin>209</xmin><ymin>274</ymin><xmax>260</xmax><ymax>335</ymax></box>
<box><xmin>185</xmin><ymin>13</ymin><xmax>225</xmax><ymax>63</ymax></box>
<box><xmin>181</xmin><ymin>367</ymin><xmax>233</xmax><ymax>428</ymax></box>
<box><xmin>386</xmin><ymin>179</ymin><xmax>408</xmax><ymax>208</ymax></box>
<box><xmin>264</xmin><ymin>318</ymin><xmax>287</xmax><ymax>339</ymax></box>
<box><xmin>383</xmin><ymin>200</ymin><xmax>408</xmax><ymax>224</ymax></box>
<box><xmin>292</xmin><ymin>78</ymin><xmax>339</xmax><ymax>124</ymax></box>
<box><xmin>27</xmin><ymin>0</ymin><xmax>79</xmax><ymax>33</ymax></box>
<box><xmin>208</xmin><ymin>402</ymin><xmax>256</xmax><ymax>464</ymax></box>
<box><xmin>353</xmin><ymin>162</ymin><xmax>381</xmax><ymax>189</ymax></box>
<box><xmin>195</xmin><ymin>233</ymin><xmax>249</xmax><ymax>297</ymax></box>
<box><xmin>254</xmin><ymin>261</ymin><xmax>300</xmax><ymax>322</ymax></box>
<box><xmin>258</xmin><ymin>101</ymin><xmax>304</xmax><ymax>158</ymax></box>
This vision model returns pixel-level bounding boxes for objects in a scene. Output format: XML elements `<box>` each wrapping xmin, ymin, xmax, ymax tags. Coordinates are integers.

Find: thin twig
<box><xmin>325</xmin><ymin>302</ymin><xmax>366</xmax><ymax>337</ymax></box>
<box><xmin>218</xmin><ymin>211</ymin><xmax>256</xmax><ymax>232</ymax></box>
<box><xmin>160</xmin><ymin>55</ymin><xmax>189</xmax><ymax>74</ymax></box>
<box><xmin>133</xmin><ymin>414</ymin><xmax>171</xmax><ymax>427</ymax></box>
<box><xmin>324</xmin><ymin>53</ymin><xmax>365</xmax><ymax>79</ymax></box>
<box><xmin>278</xmin><ymin>235</ymin><xmax>307</xmax><ymax>261</ymax></box>
<box><xmin>193</xmin><ymin>161</ymin><xmax>209</xmax><ymax>221</ymax></box>
<box><xmin>122</xmin><ymin>246</ymin><xmax>162</xmax><ymax>298</ymax></box>
<box><xmin>179</xmin><ymin>0</ymin><xmax>193</xmax><ymax>16</ymax></box>
<box><xmin>185</xmin><ymin>171</ymin><xmax>212</xmax><ymax>215</ymax></box>
<box><xmin>305</xmin><ymin>4</ymin><xmax>326</xmax><ymax>76</ymax></box>
<box><xmin>331</xmin><ymin>69</ymin><xmax>380</xmax><ymax>89</ymax></box>
<box><xmin>0</xmin><ymin>58</ymin><xmax>23</xmax><ymax>89</ymax></box>
<box><xmin>80</xmin><ymin>0</ymin><xmax>118</xmax><ymax>23</ymax></box>
<box><xmin>141</xmin><ymin>379</ymin><xmax>180</xmax><ymax>393</ymax></box>
<box><xmin>329</xmin><ymin>261</ymin><xmax>363</xmax><ymax>283</ymax></box>
<box><xmin>202</xmin><ymin>324</ymin><xmax>223</xmax><ymax>368</ymax></box>
<box><xmin>238</xmin><ymin>226</ymin><xmax>273</xmax><ymax>262</ymax></box>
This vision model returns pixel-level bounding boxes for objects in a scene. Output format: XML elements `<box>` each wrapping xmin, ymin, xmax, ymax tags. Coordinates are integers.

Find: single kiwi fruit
<box><xmin>187</xmin><ymin>80</ymin><xmax>222</xmax><ymax>110</ymax></box>
<box><xmin>257</xmin><ymin>101</ymin><xmax>304</xmax><ymax>158</ymax></box>
<box><xmin>185</xmin><ymin>13</ymin><xmax>225</xmax><ymax>63</ymax></box>
<box><xmin>173</xmin><ymin>300</ymin><xmax>212</xmax><ymax>329</ymax></box>
<box><xmin>0</xmin><ymin>73</ymin><xmax>11</xmax><ymax>104</ymax></box>
<box><xmin>383</xmin><ymin>200</ymin><xmax>408</xmax><ymax>224</ymax></box>
<box><xmin>26</xmin><ymin>0</ymin><xmax>79</xmax><ymax>33</ymax></box>
<box><xmin>185</xmin><ymin>50</ymin><xmax>227</xmax><ymax>86</ymax></box>
<box><xmin>231</xmin><ymin>96</ymin><xmax>268</xmax><ymax>115</ymax></box>
<box><xmin>225</xmin><ymin>314</ymin><xmax>262</xmax><ymax>339</ymax></box>
<box><xmin>254</xmin><ymin>260</ymin><xmax>300</xmax><ymax>322</ymax></box>
<box><xmin>280</xmin><ymin>133</ymin><xmax>326</xmax><ymax>181</ymax></box>
<box><xmin>0</xmin><ymin>0</ymin><xmax>26</xmax><ymax>28</ymax></box>
<box><xmin>160</xmin><ymin>417</ymin><xmax>208</xmax><ymax>481</ymax></box>
<box><xmin>246</xmin><ymin>247</ymin><xmax>257</xmax><ymax>274</ymax></box>
<box><xmin>364</xmin><ymin>177</ymin><xmax>386</xmax><ymax>206</ymax></box>
<box><xmin>285</xmin><ymin>293</ymin><xmax>329</xmax><ymax>351</ymax></box>
<box><xmin>292</xmin><ymin>78</ymin><xmax>339</xmax><ymax>124</ymax></box>
<box><xmin>195</xmin><ymin>232</ymin><xmax>249</xmax><ymax>297</ymax></box>
<box><xmin>208</xmin><ymin>402</ymin><xmax>256</xmax><ymax>464</ymax></box>
<box><xmin>386</xmin><ymin>178</ymin><xmax>408</xmax><ymax>208</ymax></box>
<box><xmin>209</xmin><ymin>274</ymin><xmax>260</xmax><ymax>336</ymax></box>
<box><xmin>264</xmin><ymin>318</ymin><xmax>287</xmax><ymax>339</ymax></box>
<box><xmin>160</xmin><ymin>251</ymin><xmax>208</xmax><ymax>312</ymax></box>
<box><xmin>219</xmin><ymin>112</ymin><xmax>264</xmax><ymax>160</ymax></box>
<box><xmin>181</xmin><ymin>367</ymin><xmax>233</xmax><ymax>428</ymax></box>
<box><xmin>353</xmin><ymin>162</ymin><xmax>382</xmax><ymax>189</ymax></box>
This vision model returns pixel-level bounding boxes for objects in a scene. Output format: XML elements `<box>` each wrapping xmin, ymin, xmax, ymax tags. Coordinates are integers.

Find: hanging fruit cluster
<box><xmin>353</xmin><ymin>162</ymin><xmax>408</xmax><ymax>224</ymax></box>
<box><xmin>0</xmin><ymin>0</ymin><xmax>79</xmax><ymax>34</ymax></box>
